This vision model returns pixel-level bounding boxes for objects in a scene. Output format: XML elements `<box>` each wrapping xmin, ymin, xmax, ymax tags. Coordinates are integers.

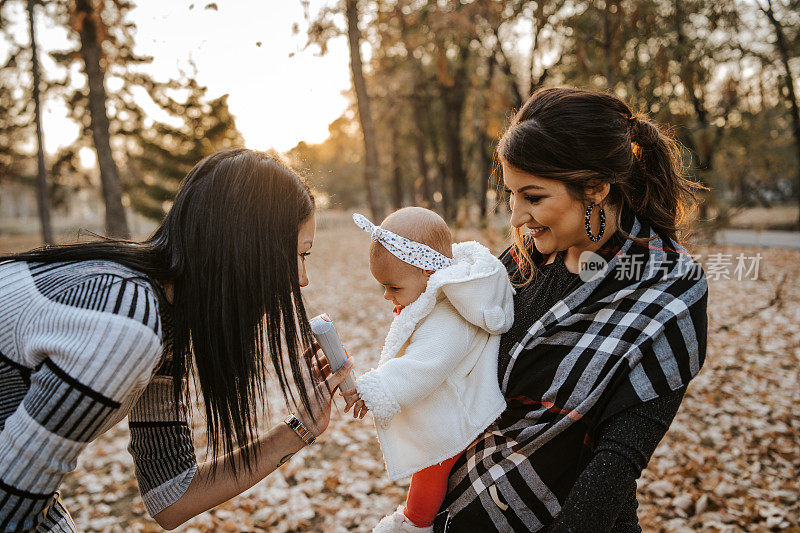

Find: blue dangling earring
<box><xmin>585</xmin><ymin>202</ymin><xmax>606</xmax><ymax>242</ymax></box>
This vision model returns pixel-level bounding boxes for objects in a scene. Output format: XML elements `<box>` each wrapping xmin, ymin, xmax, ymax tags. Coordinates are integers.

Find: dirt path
<box><xmin>717</xmin><ymin>229</ymin><xmax>800</xmax><ymax>249</ymax></box>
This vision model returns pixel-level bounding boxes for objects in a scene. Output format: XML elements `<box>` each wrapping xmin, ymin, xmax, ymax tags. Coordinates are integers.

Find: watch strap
<box><xmin>284</xmin><ymin>413</ymin><xmax>316</xmax><ymax>445</ymax></box>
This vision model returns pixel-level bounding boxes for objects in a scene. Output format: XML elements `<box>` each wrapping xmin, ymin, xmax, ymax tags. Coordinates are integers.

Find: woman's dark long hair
<box><xmin>499</xmin><ymin>87</ymin><xmax>707</xmax><ymax>281</ymax></box>
<box><xmin>2</xmin><ymin>148</ymin><xmax>317</xmax><ymax>472</ymax></box>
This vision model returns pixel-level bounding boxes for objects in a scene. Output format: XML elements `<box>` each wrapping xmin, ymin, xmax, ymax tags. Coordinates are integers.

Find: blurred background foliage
<box><xmin>0</xmin><ymin>0</ymin><xmax>798</xmax><ymax>242</ymax></box>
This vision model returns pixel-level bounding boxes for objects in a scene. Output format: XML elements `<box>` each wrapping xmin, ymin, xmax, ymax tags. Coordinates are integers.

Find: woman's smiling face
<box><xmin>502</xmin><ymin>160</ymin><xmax>588</xmax><ymax>257</ymax></box>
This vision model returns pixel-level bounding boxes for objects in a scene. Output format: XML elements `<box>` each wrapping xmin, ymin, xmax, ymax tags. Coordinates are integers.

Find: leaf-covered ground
<box><xmin>57</xmin><ymin>219</ymin><xmax>799</xmax><ymax>532</ymax></box>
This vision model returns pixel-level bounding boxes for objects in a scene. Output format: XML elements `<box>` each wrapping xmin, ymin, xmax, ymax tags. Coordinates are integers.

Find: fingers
<box><xmin>323</xmin><ymin>359</ymin><xmax>353</xmax><ymax>394</ymax></box>
<box><xmin>305</xmin><ymin>343</ymin><xmax>328</xmax><ymax>368</ymax></box>
<box><xmin>310</xmin><ymin>347</ymin><xmax>330</xmax><ymax>378</ymax></box>
<box><xmin>303</xmin><ymin>342</ymin><xmax>321</xmax><ymax>359</ymax></box>
<box><xmin>354</xmin><ymin>400</ymin><xmax>368</xmax><ymax>419</ymax></box>
<box><xmin>343</xmin><ymin>393</ymin><xmax>357</xmax><ymax>413</ymax></box>
<box><xmin>313</xmin><ymin>360</ymin><xmax>331</xmax><ymax>380</ymax></box>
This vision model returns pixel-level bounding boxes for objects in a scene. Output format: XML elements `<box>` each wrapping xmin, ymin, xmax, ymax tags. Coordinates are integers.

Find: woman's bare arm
<box><xmin>153</xmin><ymin>355</ymin><xmax>352</xmax><ymax>530</ymax></box>
<box><xmin>153</xmin><ymin>422</ymin><xmax>307</xmax><ymax>529</ymax></box>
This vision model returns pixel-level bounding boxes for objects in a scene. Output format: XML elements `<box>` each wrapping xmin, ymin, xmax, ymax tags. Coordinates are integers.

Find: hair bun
<box><xmin>630</xmin><ymin>116</ymin><xmax>659</xmax><ymax>147</ymax></box>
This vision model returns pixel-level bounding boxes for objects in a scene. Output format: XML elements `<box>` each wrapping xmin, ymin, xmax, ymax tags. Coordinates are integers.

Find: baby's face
<box><xmin>370</xmin><ymin>248</ymin><xmax>431</xmax><ymax>308</ymax></box>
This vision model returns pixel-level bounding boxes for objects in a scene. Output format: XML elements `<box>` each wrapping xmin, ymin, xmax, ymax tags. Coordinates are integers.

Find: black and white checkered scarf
<box><xmin>439</xmin><ymin>214</ymin><xmax>709</xmax><ymax>532</ymax></box>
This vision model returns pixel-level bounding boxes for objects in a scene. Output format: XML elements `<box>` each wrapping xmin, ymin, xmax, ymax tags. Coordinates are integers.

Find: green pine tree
<box><xmin>126</xmin><ymin>77</ymin><xmax>244</xmax><ymax>220</ymax></box>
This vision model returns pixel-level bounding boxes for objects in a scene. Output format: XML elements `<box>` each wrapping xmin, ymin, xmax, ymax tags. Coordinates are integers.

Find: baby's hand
<box><xmin>343</xmin><ymin>391</ymin><xmax>369</xmax><ymax>419</ymax></box>
<box><xmin>352</xmin><ymin>397</ymin><xmax>368</xmax><ymax>419</ymax></box>
<box><xmin>342</xmin><ymin>390</ymin><xmax>359</xmax><ymax>411</ymax></box>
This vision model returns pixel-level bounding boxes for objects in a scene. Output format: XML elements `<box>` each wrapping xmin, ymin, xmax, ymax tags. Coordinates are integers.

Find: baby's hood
<box><xmin>430</xmin><ymin>241</ymin><xmax>515</xmax><ymax>335</ymax></box>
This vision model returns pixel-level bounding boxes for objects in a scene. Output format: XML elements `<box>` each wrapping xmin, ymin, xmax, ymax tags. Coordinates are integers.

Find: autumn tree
<box><xmin>298</xmin><ymin>0</ymin><xmax>797</xmax><ymax>227</ymax></box>
<box><xmin>45</xmin><ymin>1</ymin><xmax>241</xmax><ymax>232</ymax></box>
<box><xmin>0</xmin><ymin>50</ymin><xmax>30</xmax><ymax>187</ymax></box>
<box><xmin>26</xmin><ymin>0</ymin><xmax>52</xmax><ymax>242</ymax></box>
<box><xmin>467</xmin><ymin>1</ymin><xmax>568</xmax><ymax>216</ymax></box>
<box><xmin>756</xmin><ymin>0</ymin><xmax>800</xmax><ymax>224</ymax></box>
<box><xmin>347</xmin><ymin>0</ymin><xmax>384</xmax><ymax>220</ymax></box>
<box><xmin>374</xmin><ymin>1</ymin><xmax>441</xmax><ymax>210</ymax></box>
<box><xmin>66</xmin><ymin>0</ymin><xmax>130</xmax><ymax>237</ymax></box>
<box><xmin>127</xmin><ymin>77</ymin><xmax>244</xmax><ymax>220</ymax></box>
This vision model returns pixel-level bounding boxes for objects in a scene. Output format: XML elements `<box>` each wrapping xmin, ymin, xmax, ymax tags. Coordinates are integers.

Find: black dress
<box><xmin>435</xmin><ymin>242</ymin><xmax>686</xmax><ymax>533</ymax></box>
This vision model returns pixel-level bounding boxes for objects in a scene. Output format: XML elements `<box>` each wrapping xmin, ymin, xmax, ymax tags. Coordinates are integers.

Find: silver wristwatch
<box><xmin>284</xmin><ymin>413</ymin><xmax>316</xmax><ymax>445</ymax></box>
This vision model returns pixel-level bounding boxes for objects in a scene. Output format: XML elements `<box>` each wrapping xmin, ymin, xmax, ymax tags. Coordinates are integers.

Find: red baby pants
<box><xmin>403</xmin><ymin>451</ymin><xmax>464</xmax><ymax>527</ymax></box>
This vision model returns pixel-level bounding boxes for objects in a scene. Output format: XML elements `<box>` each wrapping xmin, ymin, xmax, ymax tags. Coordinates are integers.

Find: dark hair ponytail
<box><xmin>2</xmin><ymin>148</ymin><xmax>317</xmax><ymax>473</ymax></box>
<box><xmin>499</xmin><ymin>87</ymin><xmax>706</xmax><ymax>276</ymax></box>
<box><xmin>624</xmin><ymin>114</ymin><xmax>702</xmax><ymax>243</ymax></box>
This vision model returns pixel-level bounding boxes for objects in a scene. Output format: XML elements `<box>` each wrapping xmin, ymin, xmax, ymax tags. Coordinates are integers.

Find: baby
<box><xmin>345</xmin><ymin>207</ymin><xmax>514</xmax><ymax>533</ymax></box>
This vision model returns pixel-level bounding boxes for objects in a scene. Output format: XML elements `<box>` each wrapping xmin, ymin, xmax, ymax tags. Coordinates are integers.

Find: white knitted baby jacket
<box><xmin>356</xmin><ymin>241</ymin><xmax>514</xmax><ymax>480</ymax></box>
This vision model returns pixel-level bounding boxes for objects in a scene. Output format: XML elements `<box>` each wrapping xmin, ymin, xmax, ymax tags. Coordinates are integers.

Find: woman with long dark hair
<box><xmin>0</xmin><ymin>148</ymin><xmax>352</xmax><ymax>531</ymax></box>
<box><xmin>434</xmin><ymin>88</ymin><xmax>709</xmax><ymax>532</ymax></box>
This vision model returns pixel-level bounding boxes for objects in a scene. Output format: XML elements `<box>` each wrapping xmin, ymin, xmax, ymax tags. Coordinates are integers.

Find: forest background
<box><xmin>0</xmin><ymin>0</ymin><xmax>798</xmax><ymax>241</ymax></box>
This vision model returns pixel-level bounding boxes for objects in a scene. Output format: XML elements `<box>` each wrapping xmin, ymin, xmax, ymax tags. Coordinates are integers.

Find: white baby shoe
<box><xmin>373</xmin><ymin>505</ymin><xmax>433</xmax><ymax>533</ymax></box>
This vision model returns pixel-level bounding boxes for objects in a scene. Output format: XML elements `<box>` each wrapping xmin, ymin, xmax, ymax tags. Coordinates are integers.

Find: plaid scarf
<box><xmin>440</xmin><ymin>214</ymin><xmax>708</xmax><ymax>532</ymax></box>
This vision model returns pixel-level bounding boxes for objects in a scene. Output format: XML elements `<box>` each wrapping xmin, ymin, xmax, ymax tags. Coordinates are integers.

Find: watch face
<box><xmin>284</xmin><ymin>414</ymin><xmax>314</xmax><ymax>444</ymax></box>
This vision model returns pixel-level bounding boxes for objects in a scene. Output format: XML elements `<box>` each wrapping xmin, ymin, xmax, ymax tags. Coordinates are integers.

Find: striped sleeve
<box><xmin>127</xmin><ymin>363</ymin><xmax>197</xmax><ymax>517</ymax></box>
<box><xmin>0</xmin><ymin>276</ymin><xmax>163</xmax><ymax>532</ymax></box>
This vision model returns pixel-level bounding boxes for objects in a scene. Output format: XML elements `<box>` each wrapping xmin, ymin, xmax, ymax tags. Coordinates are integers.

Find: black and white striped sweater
<box><xmin>0</xmin><ymin>260</ymin><xmax>196</xmax><ymax>532</ymax></box>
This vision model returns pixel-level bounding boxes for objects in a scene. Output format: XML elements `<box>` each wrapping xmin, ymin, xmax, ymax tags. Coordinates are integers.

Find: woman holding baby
<box><xmin>424</xmin><ymin>89</ymin><xmax>710</xmax><ymax>532</ymax></box>
<box><xmin>339</xmin><ymin>87</ymin><xmax>707</xmax><ymax>533</ymax></box>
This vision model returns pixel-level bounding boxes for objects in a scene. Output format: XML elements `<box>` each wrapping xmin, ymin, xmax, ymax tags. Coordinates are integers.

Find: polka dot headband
<box><xmin>352</xmin><ymin>213</ymin><xmax>454</xmax><ymax>271</ymax></box>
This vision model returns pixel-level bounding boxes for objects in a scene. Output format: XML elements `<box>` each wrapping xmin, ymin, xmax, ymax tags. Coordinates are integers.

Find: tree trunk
<box><xmin>75</xmin><ymin>0</ymin><xmax>129</xmax><ymax>238</ymax></box>
<box><xmin>762</xmin><ymin>1</ymin><xmax>800</xmax><ymax>226</ymax></box>
<box><xmin>673</xmin><ymin>0</ymin><xmax>716</xmax><ymax>219</ymax></box>
<box><xmin>477</xmin><ymin>52</ymin><xmax>498</xmax><ymax>219</ymax></box>
<box><xmin>437</xmin><ymin>44</ymin><xmax>469</xmax><ymax>217</ymax></box>
<box><xmin>477</xmin><ymin>132</ymin><xmax>493</xmax><ymax>220</ymax></box>
<box><xmin>440</xmin><ymin>91</ymin><xmax>467</xmax><ymax>203</ymax></box>
<box><xmin>602</xmin><ymin>2</ymin><xmax>618</xmax><ymax>90</ymax></box>
<box><xmin>423</xmin><ymin>106</ymin><xmax>450</xmax><ymax>217</ymax></box>
<box><xmin>440</xmin><ymin>96</ymin><xmax>467</xmax><ymax>214</ymax></box>
<box><xmin>411</xmin><ymin>95</ymin><xmax>432</xmax><ymax>207</ymax></box>
<box><xmin>27</xmin><ymin>0</ymin><xmax>53</xmax><ymax>244</ymax></box>
<box><xmin>390</xmin><ymin>124</ymin><xmax>403</xmax><ymax>210</ymax></box>
<box><xmin>396</xmin><ymin>6</ymin><xmax>432</xmax><ymax>208</ymax></box>
<box><xmin>345</xmin><ymin>0</ymin><xmax>383</xmax><ymax>221</ymax></box>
